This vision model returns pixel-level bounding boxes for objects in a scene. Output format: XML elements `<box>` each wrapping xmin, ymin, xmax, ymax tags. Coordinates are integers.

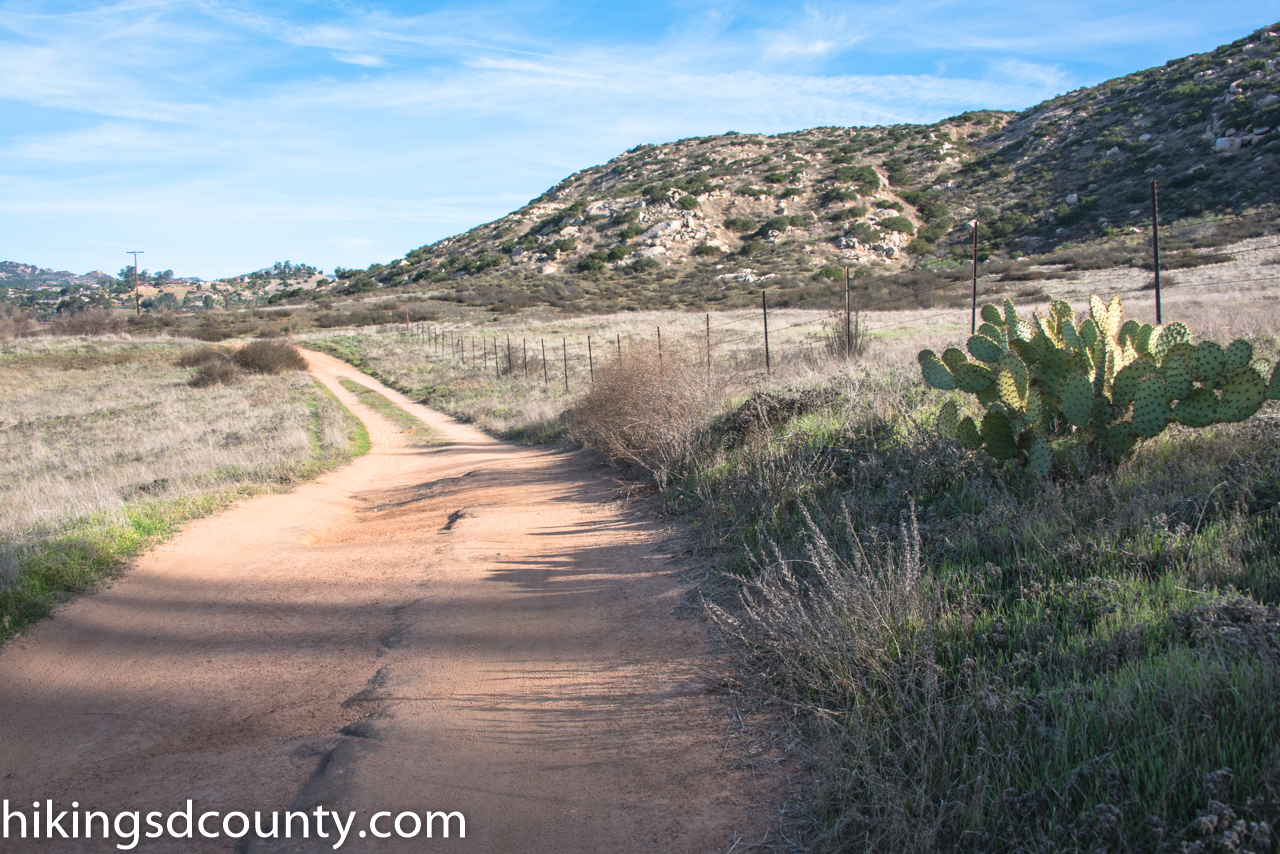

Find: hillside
<box><xmin>312</xmin><ymin>21</ymin><xmax>1280</xmax><ymax>316</ymax></box>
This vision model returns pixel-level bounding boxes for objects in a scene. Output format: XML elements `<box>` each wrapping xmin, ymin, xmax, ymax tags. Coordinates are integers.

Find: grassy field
<box><xmin>0</xmin><ymin>337</ymin><xmax>367</xmax><ymax>639</ymax></box>
<box><xmin>306</xmin><ymin>263</ymin><xmax>1280</xmax><ymax>852</ymax></box>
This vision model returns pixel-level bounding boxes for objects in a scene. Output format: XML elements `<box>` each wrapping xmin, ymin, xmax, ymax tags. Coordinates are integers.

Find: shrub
<box><xmin>848</xmin><ymin>222</ymin><xmax>882</xmax><ymax>243</ymax></box>
<box><xmin>764</xmin><ymin>171</ymin><xmax>789</xmax><ymax>184</ymax></box>
<box><xmin>545</xmin><ymin>237</ymin><xmax>577</xmax><ymax>256</ymax></box>
<box><xmin>677</xmin><ymin>195</ymin><xmax>700</xmax><ymax>210</ymax></box>
<box><xmin>831</xmin><ymin>206</ymin><xmax>867</xmax><ymax>222</ymax></box>
<box><xmin>874</xmin><ymin>199</ymin><xmax>905</xmax><ymax>212</ymax></box>
<box><xmin>577</xmin><ymin>252</ymin><xmax>608</xmax><ymax>272</ymax></box>
<box><xmin>906</xmin><ymin>237</ymin><xmax>934</xmax><ymax>255</ymax></box>
<box><xmin>878</xmin><ymin>215</ymin><xmax>915</xmax><ymax>235</ymax></box>
<box><xmin>564</xmin><ymin>345</ymin><xmax>716</xmax><ymax>488</ymax></box>
<box><xmin>724</xmin><ymin>217</ymin><xmax>757</xmax><ymax>233</ymax></box>
<box><xmin>177</xmin><ymin>346</ymin><xmax>233</xmax><ymax>369</ymax></box>
<box><xmin>628</xmin><ymin>258</ymin><xmax>662</xmax><ymax>273</ymax></box>
<box><xmin>607</xmin><ymin>244</ymin><xmax>633</xmax><ymax>262</ymax></box>
<box><xmin>232</xmin><ymin>340</ymin><xmax>308</xmax><ymax>375</ymax></box>
<box><xmin>832</xmin><ymin>165</ymin><xmax>880</xmax><ymax>194</ymax></box>
<box><xmin>816</xmin><ymin>266</ymin><xmax>844</xmax><ymax>280</ymax></box>
<box><xmin>51</xmin><ymin>308</ymin><xmax>124</xmax><ymax>337</ymax></box>
<box><xmin>692</xmin><ymin>243</ymin><xmax>723</xmax><ymax>257</ymax></box>
<box><xmin>190</xmin><ymin>362</ymin><xmax>239</xmax><ymax>388</ymax></box>
<box><xmin>619</xmin><ymin>223</ymin><xmax>644</xmax><ymax>240</ymax></box>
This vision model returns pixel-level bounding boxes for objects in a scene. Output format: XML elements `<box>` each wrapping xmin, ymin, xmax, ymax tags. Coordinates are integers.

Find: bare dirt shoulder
<box><xmin>0</xmin><ymin>348</ymin><xmax>783</xmax><ymax>853</ymax></box>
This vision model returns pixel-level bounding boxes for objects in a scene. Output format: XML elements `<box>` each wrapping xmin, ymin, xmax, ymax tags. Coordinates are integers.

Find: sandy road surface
<box><xmin>0</xmin><ymin>349</ymin><xmax>780</xmax><ymax>853</ymax></box>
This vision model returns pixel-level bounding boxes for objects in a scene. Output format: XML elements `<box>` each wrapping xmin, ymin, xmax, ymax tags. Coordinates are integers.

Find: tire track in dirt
<box><xmin>0</xmin><ymin>348</ymin><xmax>783</xmax><ymax>853</ymax></box>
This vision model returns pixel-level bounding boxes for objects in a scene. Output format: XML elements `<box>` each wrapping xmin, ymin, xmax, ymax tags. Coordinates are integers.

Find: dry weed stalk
<box><xmin>565</xmin><ymin>344</ymin><xmax>719</xmax><ymax>488</ymax></box>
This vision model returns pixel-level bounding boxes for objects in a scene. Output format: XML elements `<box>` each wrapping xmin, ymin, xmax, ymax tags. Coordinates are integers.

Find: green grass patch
<box><xmin>336</xmin><ymin>377</ymin><xmax>442</xmax><ymax>445</ymax></box>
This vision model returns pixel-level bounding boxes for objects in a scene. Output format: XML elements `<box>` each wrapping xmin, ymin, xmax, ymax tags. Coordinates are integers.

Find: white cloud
<box><xmin>333</xmin><ymin>52</ymin><xmax>387</xmax><ymax>67</ymax></box>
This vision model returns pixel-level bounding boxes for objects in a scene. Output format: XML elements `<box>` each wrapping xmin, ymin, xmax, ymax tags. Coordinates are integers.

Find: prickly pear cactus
<box><xmin>918</xmin><ymin>294</ymin><xmax>1278</xmax><ymax>474</ymax></box>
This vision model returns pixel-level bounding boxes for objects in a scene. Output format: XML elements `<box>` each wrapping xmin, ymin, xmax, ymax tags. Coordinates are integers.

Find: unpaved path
<box><xmin>0</xmin><ymin>350</ymin><xmax>780</xmax><ymax>852</ymax></box>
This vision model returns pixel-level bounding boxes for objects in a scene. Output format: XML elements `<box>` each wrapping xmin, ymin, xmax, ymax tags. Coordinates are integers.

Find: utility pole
<box><xmin>971</xmin><ymin>220</ymin><xmax>979</xmax><ymax>334</ymax></box>
<box><xmin>587</xmin><ymin>335</ymin><xmax>594</xmax><ymax>382</ymax></box>
<box><xmin>617</xmin><ymin>333</ymin><xmax>622</xmax><ymax>363</ymax></box>
<box><xmin>542</xmin><ymin>338</ymin><xmax>548</xmax><ymax>386</ymax></box>
<box><xmin>1150</xmin><ymin>180</ymin><xmax>1163</xmax><ymax>324</ymax></box>
<box><xmin>128</xmin><ymin>250</ymin><xmax>144</xmax><ymax>316</ymax></box>
<box><xmin>507</xmin><ymin>334</ymin><xmax>512</xmax><ymax>377</ymax></box>
<box><xmin>706</xmin><ymin>313</ymin><xmax>711</xmax><ymax>374</ymax></box>
<box><xmin>523</xmin><ymin>339</ymin><xmax>528</xmax><ymax>378</ymax></box>
<box><xmin>563</xmin><ymin>339</ymin><xmax>569</xmax><ymax>392</ymax></box>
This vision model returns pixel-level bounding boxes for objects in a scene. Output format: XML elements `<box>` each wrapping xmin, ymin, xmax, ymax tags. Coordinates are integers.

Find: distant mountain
<box><xmin>314</xmin><ymin>20</ymin><xmax>1280</xmax><ymax>315</ymax></box>
<box><xmin>0</xmin><ymin>262</ymin><xmax>116</xmax><ymax>289</ymax></box>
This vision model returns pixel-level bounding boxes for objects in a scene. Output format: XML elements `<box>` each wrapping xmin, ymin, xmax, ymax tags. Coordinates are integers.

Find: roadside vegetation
<box><xmin>309</xmin><ymin>280</ymin><xmax>1280</xmax><ymax>852</ymax></box>
<box><xmin>0</xmin><ymin>338</ymin><xmax>367</xmax><ymax>639</ymax></box>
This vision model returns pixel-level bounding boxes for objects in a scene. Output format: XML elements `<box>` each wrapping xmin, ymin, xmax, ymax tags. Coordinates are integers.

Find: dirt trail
<box><xmin>0</xmin><ymin>350</ymin><xmax>781</xmax><ymax>853</ymax></box>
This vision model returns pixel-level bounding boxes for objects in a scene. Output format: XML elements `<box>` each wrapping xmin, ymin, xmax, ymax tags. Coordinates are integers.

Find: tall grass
<box><xmin>0</xmin><ymin>338</ymin><xmax>367</xmax><ymax>638</ymax></box>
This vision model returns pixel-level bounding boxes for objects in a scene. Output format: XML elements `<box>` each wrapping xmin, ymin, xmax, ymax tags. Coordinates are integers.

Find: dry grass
<box><xmin>0</xmin><ymin>337</ymin><xmax>366</xmax><ymax>636</ymax></box>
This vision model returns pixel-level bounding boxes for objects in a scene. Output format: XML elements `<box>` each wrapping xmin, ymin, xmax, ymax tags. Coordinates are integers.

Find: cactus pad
<box><xmin>1026</xmin><ymin>437</ymin><xmax>1050</xmax><ymax>476</ymax></box>
<box><xmin>1160</xmin><ymin>352</ymin><xmax>1193</xmax><ymax>400</ymax></box>
<box><xmin>999</xmin><ymin>352</ymin><xmax>1029</xmax><ymax>397</ymax></box>
<box><xmin>1217</xmin><ymin>366</ymin><xmax>1267</xmax><ymax>423</ymax></box>
<box><xmin>1080</xmin><ymin>318</ymin><xmax>1100</xmax><ymax>352</ymax></box>
<box><xmin>1135</xmin><ymin>323</ymin><xmax>1156</xmax><ymax>354</ymax></box>
<box><xmin>1269</xmin><ymin>362</ymin><xmax>1280</xmax><ymax>401</ymax></box>
<box><xmin>1003</xmin><ymin>299</ymin><xmax>1021</xmax><ymax>329</ymax></box>
<box><xmin>918</xmin><ymin>350</ymin><xmax>956</xmax><ymax>390</ymax></box>
<box><xmin>1060</xmin><ymin>374</ymin><xmax>1095</xmax><ymax>427</ymax></box>
<box><xmin>1131</xmin><ymin>374</ymin><xmax>1172</xmax><ymax>439</ymax></box>
<box><xmin>941</xmin><ymin>348</ymin><xmax>969</xmax><ymax>371</ymax></box>
<box><xmin>1050</xmin><ymin>300</ymin><xmax>1073</xmax><ymax>326</ymax></box>
<box><xmin>1061</xmin><ymin>318</ymin><xmax>1082</xmax><ymax>353</ymax></box>
<box><xmin>1173</xmin><ymin>387</ymin><xmax>1218</xmax><ymax>428</ymax></box>
<box><xmin>956</xmin><ymin>416</ymin><xmax>983</xmax><ymax>450</ymax></box>
<box><xmin>1025</xmin><ymin>388</ymin><xmax>1042</xmax><ymax>426</ymax></box>
<box><xmin>1225</xmin><ymin>339</ymin><xmax>1253</xmax><ymax>370</ymax></box>
<box><xmin>938</xmin><ymin>399</ymin><xmax>960</xmax><ymax>438</ymax></box>
<box><xmin>1036</xmin><ymin>350</ymin><xmax>1077</xmax><ymax>399</ymax></box>
<box><xmin>980</xmin><ymin>304</ymin><xmax>1003</xmax><ymax>326</ymax></box>
<box><xmin>1118</xmin><ymin>319</ymin><xmax>1141</xmax><ymax>349</ymax></box>
<box><xmin>996</xmin><ymin>368</ymin><xmax>1022</xmax><ymax>410</ymax></box>
<box><xmin>1153</xmin><ymin>322</ymin><xmax>1190</xmax><ymax>363</ymax></box>
<box><xmin>1191</xmin><ymin>341</ymin><xmax>1226</xmax><ymax>382</ymax></box>
<box><xmin>968</xmin><ymin>334</ymin><xmax>1004</xmax><ymax>364</ymax></box>
<box><xmin>1011</xmin><ymin>338</ymin><xmax>1041</xmax><ymax>365</ymax></box>
<box><xmin>1104</xmin><ymin>423</ymin><xmax>1137</xmax><ymax>457</ymax></box>
<box><xmin>980</xmin><ymin>411</ymin><xmax>1016</xmax><ymax>460</ymax></box>
<box><xmin>1089</xmin><ymin>294</ymin><xmax>1107</xmax><ymax>324</ymax></box>
<box><xmin>953</xmin><ymin>362</ymin><xmax>995</xmax><ymax>393</ymax></box>
<box><xmin>978</xmin><ymin>322</ymin><xmax>1004</xmax><ymax>342</ymax></box>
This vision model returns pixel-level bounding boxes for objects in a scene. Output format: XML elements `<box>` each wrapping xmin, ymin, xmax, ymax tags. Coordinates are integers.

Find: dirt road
<box><xmin>0</xmin><ymin>350</ymin><xmax>780</xmax><ymax>852</ymax></box>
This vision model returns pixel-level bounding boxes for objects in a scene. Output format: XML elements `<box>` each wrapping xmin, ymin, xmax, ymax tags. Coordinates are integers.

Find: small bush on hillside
<box><xmin>607</xmin><ymin>244</ymin><xmax>633</xmax><ymax>262</ymax></box>
<box><xmin>190</xmin><ymin>362</ymin><xmax>239</xmax><ymax>388</ymax></box>
<box><xmin>879</xmin><ymin>215</ymin><xmax>915</xmax><ymax>235</ymax></box>
<box><xmin>177</xmin><ymin>346</ymin><xmax>234</xmax><ymax>369</ymax></box>
<box><xmin>677</xmin><ymin>195</ymin><xmax>700</xmax><ymax>210</ymax></box>
<box><xmin>831</xmin><ymin>206</ymin><xmax>867</xmax><ymax>222</ymax></box>
<box><xmin>577</xmin><ymin>252</ymin><xmax>608</xmax><ymax>272</ymax></box>
<box><xmin>619</xmin><ymin>223</ymin><xmax>644</xmax><ymax>240</ymax></box>
<box><xmin>724</xmin><ymin>216</ymin><xmax>757</xmax><ymax>233</ymax></box>
<box><xmin>692</xmin><ymin>243</ymin><xmax>723</xmax><ymax>257</ymax></box>
<box><xmin>233</xmin><ymin>340</ymin><xmax>307</xmax><ymax>374</ymax></box>
<box><xmin>629</xmin><ymin>258</ymin><xmax>662</xmax><ymax>273</ymax></box>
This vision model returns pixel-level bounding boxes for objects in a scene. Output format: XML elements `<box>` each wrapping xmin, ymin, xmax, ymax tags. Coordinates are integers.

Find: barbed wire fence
<box><xmin>330</xmin><ymin>202</ymin><xmax>1280</xmax><ymax>399</ymax></box>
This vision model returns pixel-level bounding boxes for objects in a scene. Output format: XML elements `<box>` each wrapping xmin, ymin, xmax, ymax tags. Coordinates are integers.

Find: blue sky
<box><xmin>2</xmin><ymin>1</ymin><xmax>1277</xmax><ymax>279</ymax></box>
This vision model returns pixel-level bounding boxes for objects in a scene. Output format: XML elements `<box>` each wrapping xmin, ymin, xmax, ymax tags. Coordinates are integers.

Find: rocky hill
<box><xmin>313</xmin><ymin>19</ymin><xmax>1280</xmax><ymax>316</ymax></box>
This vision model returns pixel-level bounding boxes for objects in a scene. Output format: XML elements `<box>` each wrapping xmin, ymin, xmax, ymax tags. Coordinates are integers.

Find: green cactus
<box><xmin>1216</xmin><ymin>366</ymin><xmax>1267</xmax><ymax>422</ymax></box>
<box><xmin>968</xmin><ymin>334</ymin><xmax>1003</xmax><ymax>364</ymax></box>
<box><xmin>916</xmin><ymin>293</ymin><xmax>1274</xmax><ymax>475</ymax></box>
<box><xmin>938</xmin><ymin>399</ymin><xmax>960</xmax><ymax>439</ymax></box>
<box><xmin>956</xmin><ymin>416</ymin><xmax>983</xmax><ymax>450</ymax></box>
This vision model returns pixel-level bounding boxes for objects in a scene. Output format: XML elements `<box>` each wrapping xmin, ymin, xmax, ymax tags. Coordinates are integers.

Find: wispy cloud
<box><xmin>333</xmin><ymin>52</ymin><xmax>386</xmax><ymax>67</ymax></box>
<box><xmin>1</xmin><ymin>0</ymin><xmax>1275</xmax><ymax>276</ymax></box>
